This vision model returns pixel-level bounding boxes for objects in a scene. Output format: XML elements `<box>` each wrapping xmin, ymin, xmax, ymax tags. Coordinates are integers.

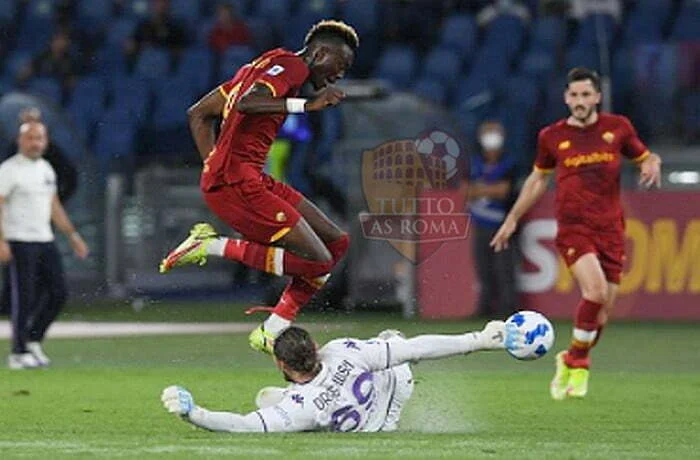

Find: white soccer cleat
<box><xmin>8</xmin><ymin>353</ymin><xmax>42</xmax><ymax>370</ymax></box>
<box><xmin>27</xmin><ymin>342</ymin><xmax>51</xmax><ymax>366</ymax></box>
<box><xmin>161</xmin><ymin>385</ymin><xmax>195</xmax><ymax>416</ymax></box>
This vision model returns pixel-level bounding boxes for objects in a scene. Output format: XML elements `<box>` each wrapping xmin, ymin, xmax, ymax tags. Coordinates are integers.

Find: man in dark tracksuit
<box><xmin>468</xmin><ymin>121</ymin><xmax>518</xmax><ymax>318</ymax></box>
<box><xmin>0</xmin><ymin>121</ymin><xmax>89</xmax><ymax>369</ymax></box>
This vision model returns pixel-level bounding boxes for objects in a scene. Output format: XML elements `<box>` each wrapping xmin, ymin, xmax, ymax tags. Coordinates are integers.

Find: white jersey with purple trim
<box><xmin>255</xmin><ymin>337</ymin><xmax>398</xmax><ymax>433</ymax></box>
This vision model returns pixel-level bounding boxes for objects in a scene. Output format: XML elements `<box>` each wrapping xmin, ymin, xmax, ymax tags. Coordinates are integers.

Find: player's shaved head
<box><xmin>17</xmin><ymin>121</ymin><xmax>48</xmax><ymax>160</ymax></box>
<box><xmin>274</xmin><ymin>327</ymin><xmax>318</xmax><ymax>378</ymax></box>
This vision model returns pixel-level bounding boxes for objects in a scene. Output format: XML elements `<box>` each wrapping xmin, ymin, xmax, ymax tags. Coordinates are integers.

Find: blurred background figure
<box><xmin>18</xmin><ymin>30</ymin><xmax>84</xmax><ymax>89</ymax></box>
<box><xmin>208</xmin><ymin>2</ymin><xmax>252</xmax><ymax>54</ymax></box>
<box><xmin>125</xmin><ymin>0</ymin><xmax>187</xmax><ymax>60</ymax></box>
<box><xmin>468</xmin><ymin>121</ymin><xmax>517</xmax><ymax>317</ymax></box>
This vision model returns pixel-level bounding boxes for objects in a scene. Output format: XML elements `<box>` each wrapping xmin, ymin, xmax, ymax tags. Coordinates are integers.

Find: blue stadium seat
<box><xmin>77</xmin><ymin>0</ymin><xmax>112</xmax><ymax>29</ymax></box>
<box><xmin>412</xmin><ymin>78</ymin><xmax>447</xmax><ymax>105</ymax></box>
<box><xmin>483</xmin><ymin>14</ymin><xmax>526</xmax><ymax>59</ymax></box>
<box><xmin>16</xmin><ymin>16</ymin><xmax>53</xmax><ymax>53</ymax></box>
<box><xmin>339</xmin><ymin>0</ymin><xmax>378</xmax><ymax>34</ymax></box>
<box><xmin>574</xmin><ymin>13</ymin><xmax>617</xmax><ymax>47</ymax></box>
<box><xmin>152</xmin><ymin>77</ymin><xmax>195</xmax><ymax>130</ymax></box>
<box><xmin>251</xmin><ymin>0</ymin><xmax>291</xmax><ymax>25</ymax></box>
<box><xmin>3</xmin><ymin>51</ymin><xmax>33</xmax><ymax>81</ymax></box>
<box><xmin>110</xmin><ymin>75</ymin><xmax>150</xmax><ymax>124</ymax></box>
<box><xmin>500</xmin><ymin>75</ymin><xmax>540</xmax><ymax>112</ymax></box>
<box><xmin>454</xmin><ymin>75</ymin><xmax>496</xmax><ymax>113</ymax></box>
<box><xmin>105</xmin><ymin>17</ymin><xmax>138</xmax><ymax>49</ymax></box>
<box><xmin>622</xmin><ymin>11</ymin><xmax>664</xmax><ymax>46</ymax></box>
<box><xmin>28</xmin><ymin>77</ymin><xmax>62</xmax><ymax>105</ymax></box>
<box><xmin>541</xmin><ymin>75</ymin><xmax>569</xmax><ymax>125</ymax></box>
<box><xmin>282</xmin><ymin>11</ymin><xmax>326</xmax><ymax>50</ymax></box>
<box><xmin>134</xmin><ymin>47</ymin><xmax>172</xmax><ymax>81</ymax></box>
<box><xmin>420</xmin><ymin>47</ymin><xmax>462</xmax><ymax>87</ymax></box>
<box><xmin>218</xmin><ymin>45</ymin><xmax>255</xmax><ymax>81</ymax></box>
<box><xmin>93</xmin><ymin>46</ymin><xmax>128</xmax><ymax>78</ymax></box>
<box><xmin>123</xmin><ymin>0</ymin><xmax>149</xmax><ymax>18</ymax></box>
<box><xmin>169</xmin><ymin>0</ymin><xmax>201</xmax><ymax>28</ymax></box>
<box><xmin>94</xmin><ymin>109</ymin><xmax>138</xmax><ymax>173</ymax></box>
<box><xmin>0</xmin><ymin>0</ymin><xmax>16</xmax><ymax>23</ymax></box>
<box><xmin>298</xmin><ymin>0</ymin><xmax>336</xmax><ymax>17</ymax></box>
<box><xmin>468</xmin><ymin>46</ymin><xmax>511</xmax><ymax>85</ymax></box>
<box><xmin>439</xmin><ymin>14</ymin><xmax>477</xmax><ymax>60</ymax></box>
<box><xmin>67</xmin><ymin>76</ymin><xmax>107</xmax><ymax>133</ymax></box>
<box><xmin>496</xmin><ymin>105</ymin><xmax>534</xmax><ymax>162</ymax></box>
<box><xmin>519</xmin><ymin>49</ymin><xmax>555</xmax><ymax>80</ymax></box>
<box><xmin>196</xmin><ymin>17</ymin><xmax>216</xmax><ymax>47</ymax></box>
<box><xmin>176</xmin><ymin>47</ymin><xmax>214</xmax><ymax>93</ymax></box>
<box><xmin>565</xmin><ymin>45</ymin><xmax>601</xmax><ymax>72</ymax></box>
<box><xmin>530</xmin><ymin>16</ymin><xmax>566</xmax><ymax>53</ymax></box>
<box><xmin>374</xmin><ymin>46</ymin><xmax>418</xmax><ymax>90</ymax></box>
<box><xmin>25</xmin><ymin>0</ymin><xmax>55</xmax><ymax>20</ymax></box>
<box><xmin>611</xmin><ymin>48</ymin><xmax>634</xmax><ymax>113</ymax></box>
<box><xmin>671</xmin><ymin>3</ymin><xmax>700</xmax><ymax>41</ymax></box>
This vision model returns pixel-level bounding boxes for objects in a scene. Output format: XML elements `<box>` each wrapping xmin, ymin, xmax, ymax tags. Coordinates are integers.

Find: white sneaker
<box><xmin>8</xmin><ymin>353</ymin><xmax>41</xmax><ymax>370</ymax></box>
<box><xmin>27</xmin><ymin>342</ymin><xmax>51</xmax><ymax>366</ymax></box>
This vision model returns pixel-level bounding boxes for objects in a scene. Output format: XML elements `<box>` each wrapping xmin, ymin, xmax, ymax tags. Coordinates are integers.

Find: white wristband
<box><xmin>285</xmin><ymin>98</ymin><xmax>307</xmax><ymax>113</ymax></box>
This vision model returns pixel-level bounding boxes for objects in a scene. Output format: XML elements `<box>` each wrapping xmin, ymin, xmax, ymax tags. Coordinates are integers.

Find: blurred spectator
<box><xmin>5</xmin><ymin>108</ymin><xmax>78</xmax><ymax>203</ymax></box>
<box><xmin>18</xmin><ymin>30</ymin><xmax>84</xmax><ymax>88</ymax></box>
<box><xmin>208</xmin><ymin>3</ymin><xmax>252</xmax><ymax>53</ymax></box>
<box><xmin>468</xmin><ymin>121</ymin><xmax>517</xmax><ymax>318</ymax></box>
<box><xmin>570</xmin><ymin>0</ymin><xmax>621</xmax><ymax>22</ymax></box>
<box><xmin>126</xmin><ymin>0</ymin><xmax>188</xmax><ymax>57</ymax></box>
<box><xmin>477</xmin><ymin>0</ymin><xmax>531</xmax><ymax>26</ymax></box>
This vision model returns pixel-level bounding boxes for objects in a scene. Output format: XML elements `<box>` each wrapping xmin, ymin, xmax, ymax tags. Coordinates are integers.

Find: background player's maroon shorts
<box><xmin>204</xmin><ymin>174</ymin><xmax>303</xmax><ymax>244</ymax></box>
<box><xmin>556</xmin><ymin>228</ymin><xmax>625</xmax><ymax>284</ymax></box>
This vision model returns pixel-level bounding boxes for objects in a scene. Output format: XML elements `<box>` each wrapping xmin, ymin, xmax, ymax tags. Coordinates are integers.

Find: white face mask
<box><xmin>479</xmin><ymin>131</ymin><xmax>504</xmax><ymax>151</ymax></box>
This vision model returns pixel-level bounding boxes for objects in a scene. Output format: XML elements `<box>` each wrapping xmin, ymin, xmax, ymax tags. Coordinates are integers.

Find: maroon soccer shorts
<box><xmin>556</xmin><ymin>228</ymin><xmax>625</xmax><ymax>284</ymax></box>
<box><xmin>204</xmin><ymin>174</ymin><xmax>303</xmax><ymax>244</ymax></box>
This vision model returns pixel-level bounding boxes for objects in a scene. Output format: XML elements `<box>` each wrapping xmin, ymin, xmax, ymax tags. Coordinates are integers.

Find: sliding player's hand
<box><xmin>306</xmin><ymin>87</ymin><xmax>345</xmax><ymax>111</ymax></box>
<box><xmin>161</xmin><ymin>386</ymin><xmax>195</xmax><ymax>417</ymax></box>
<box><xmin>639</xmin><ymin>154</ymin><xmax>662</xmax><ymax>189</ymax></box>
<box><xmin>490</xmin><ymin>216</ymin><xmax>517</xmax><ymax>252</ymax></box>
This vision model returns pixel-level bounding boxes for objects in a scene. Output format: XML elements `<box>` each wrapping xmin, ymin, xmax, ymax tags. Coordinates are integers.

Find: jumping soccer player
<box><xmin>490</xmin><ymin>67</ymin><xmax>662</xmax><ymax>399</ymax></box>
<box><xmin>161</xmin><ymin>321</ymin><xmax>521</xmax><ymax>432</ymax></box>
<box><xmin>159</xmin><ymin>20</ymin><xmax>358</xmax><ymax>354</ymax></box>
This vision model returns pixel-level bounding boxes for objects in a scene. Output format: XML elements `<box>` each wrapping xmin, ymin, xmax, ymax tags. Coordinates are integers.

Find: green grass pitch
<box><xmin>1</xmin><ymin>304</ymin><xmax>699</xmax><ymax>459</ymax></box>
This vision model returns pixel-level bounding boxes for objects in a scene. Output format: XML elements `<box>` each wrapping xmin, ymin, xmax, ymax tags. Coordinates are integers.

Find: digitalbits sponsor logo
<box><xmin>359</xmin><ymin>130</ymin><xmax>471</xmax><ymax>263</ymax></box>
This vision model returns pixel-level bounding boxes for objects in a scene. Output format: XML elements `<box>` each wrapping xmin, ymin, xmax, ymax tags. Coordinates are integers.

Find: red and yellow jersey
<box><xmin>201</xmin><ymin>48</ymin><xmax>309</xmax><ymax>191</ymax></box>
<box><xmin>534</xmin><ymin>113</ymin><xmax>650</xmax><ymax>233</ymax></box>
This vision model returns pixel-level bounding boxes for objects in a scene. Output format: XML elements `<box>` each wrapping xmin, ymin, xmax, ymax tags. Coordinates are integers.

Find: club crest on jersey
<box><xmin>275</xmin><ymin>212</ymin><xmax>287</xmax><ymax>222</ymax></box>
<box><xmin>291</xmin><ymin>394</ymin><xmax>304</xmax><ymax>406</ymax></box>
<box><xmin>602</xmin><ymin>131</ymin><xmax>615</xmax><ymax>144</ymax></box>
<box><xmin>266</xmin><ymin>65</ymin><xmax>285</xmax><ymax>76</ymax></box>
<box><xmin>558</xmin><ymin>140</ymin><xmax>571</xmax><ymax>150</ymax></box>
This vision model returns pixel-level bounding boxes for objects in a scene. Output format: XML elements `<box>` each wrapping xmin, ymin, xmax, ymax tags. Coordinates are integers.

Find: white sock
<box><xmin>206</xmin><ymin>237</ymin><xmax>228</xmax><ymax>256</ymax></box>
<box><xmin>264</xmin><ymin>314</ymin><xmax>292</xmax><ymax>336</ymax></box>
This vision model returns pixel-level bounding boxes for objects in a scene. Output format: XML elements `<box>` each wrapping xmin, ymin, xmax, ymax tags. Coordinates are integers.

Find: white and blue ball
<box><xmin>505</xmin><ymin>310</ymin><xmax>555</xmax><ymax>360</ymax></box>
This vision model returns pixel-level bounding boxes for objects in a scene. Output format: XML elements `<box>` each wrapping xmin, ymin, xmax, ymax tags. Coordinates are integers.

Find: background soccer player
<box><xmin>159</xmin><ymin>21</ymin><xmax>358</xmax><ymax>354</ymax></box>
<box><xmin>490</xmin><ymin>67</ymin><xmax>662</xmax><ymax>399</ymax></box>
<box><xmin>161</xmin><ymin>321</ymin><xmax>519</xmax><ymax>433</ymax></box>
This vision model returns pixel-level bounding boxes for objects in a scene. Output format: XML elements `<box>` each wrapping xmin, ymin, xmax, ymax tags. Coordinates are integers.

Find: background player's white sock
<box><xmin>264</xmin><ymin>314</ymin><xmax>291</xmax><ymax>336</ymax></box>
<box><xmin>206</xmin><ymin>237</ymin><xmax>228</xmax><ymax>256</ymax></box>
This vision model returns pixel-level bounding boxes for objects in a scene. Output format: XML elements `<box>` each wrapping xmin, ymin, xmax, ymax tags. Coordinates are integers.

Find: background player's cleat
<box><xmin>550</xmin><ymin>351</ymin><xmax>571</xmax><ymax>400</ymax></box>
<box><xmin>566</xmin><ymin>368</ymin><xmax>590</xmax><ymax>398</ymax></box>
<box><xmin>249</xmin><ymin>325</ymin><xmax>275</xmax><ymax>355</ymax></box>
<box><xmin>159</xmin><ymin>223</ymin><xmax>218</xmax><ymax>273</ymax></box>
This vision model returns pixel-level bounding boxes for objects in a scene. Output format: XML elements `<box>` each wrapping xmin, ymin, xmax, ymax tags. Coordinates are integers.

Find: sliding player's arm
<box><xmin>161</xmin><ymin>386</ymin><xmax>317</xmax><ymax>433</ymax></box>
<box><xmin>235</xmin><ymin>83</ymin><xmax>345</xmax><ymax>114</ymax></box>
<box><xmin>187</xmin><ymin>87</ymin><xmax>227</xmax><ymax>161</ymax></box>
<box><xmin>329</xmin><ymin>322</ymin><xmax>521</xmax><ymax>373</ymax></box>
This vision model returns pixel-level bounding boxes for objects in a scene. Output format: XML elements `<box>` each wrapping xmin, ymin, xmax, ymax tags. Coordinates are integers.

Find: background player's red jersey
<box><xmin>201</xmin><ymin>48</ymin><xmax>309</xmax><ymax>191</ymax></box>
<box><xmin>534</xmin><ymin>113</ymin><xmax>650</xmax><ymax>233</ymax></box>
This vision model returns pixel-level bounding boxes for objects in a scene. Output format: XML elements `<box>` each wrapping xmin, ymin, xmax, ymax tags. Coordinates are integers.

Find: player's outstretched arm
<box><xmin>355</xmin><ymin>322</ymin><xmax>523</xmax><ymax>372</ymax></box>
<box><xmin>187</xmin><ymin>88</ymin><xmax>226</xmax><ymax>161</ymax></box>
<box><xmin>638</xmin><ymin>153</ymin><xmax>662</xmax><ymax>188</ymax></box>
<box><xmin>490</xmin><ymin>169</ymin><xmax>550</xmax><ymax>252</ymax></box>
<box><xmin>236</xmin><ymin>84</ymin><xmax>345</xmax><ymax>114</ymax></box>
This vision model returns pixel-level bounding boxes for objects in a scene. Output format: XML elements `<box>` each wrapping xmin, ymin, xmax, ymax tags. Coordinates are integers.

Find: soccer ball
<box><xmin>505</xmin><ymin>310</ymin><xmax>555</xmax><ymax>360</ymax></box>
<box><xmin>414</xmin><ymin>130</ymin><xmax>462</xmax><ymax>182</ymax></box>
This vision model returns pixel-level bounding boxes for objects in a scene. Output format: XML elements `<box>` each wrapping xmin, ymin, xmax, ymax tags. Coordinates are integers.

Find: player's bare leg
<box><xmin>551</xmin><ymin>253</ymin><xmax>608</xmax><ymax>399</ymax></box>
<box><xmin>253</xmin><ymin>199</ymin><xmax>350</xmax><ymax>352</ymax></box>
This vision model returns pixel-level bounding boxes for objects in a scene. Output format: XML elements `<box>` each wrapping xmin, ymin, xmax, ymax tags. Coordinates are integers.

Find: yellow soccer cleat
<box><xmin>159</xmin><ymin>223</ymin><xmax>218</xmax><ymax>273</ymax></box>
<box><xmin>566</xmin><ymin>368</ymin><xmax>590</xmax><ymax>398</ymax></box>
<box><xmin>249</xmin><ymin>325</ymin><xmax>275</xmax><ymax>355</ymax></box>
<box><xmin>550</xmin><ymin>351</ymin><xmax>571</xmax><ymax>401</ymax></box>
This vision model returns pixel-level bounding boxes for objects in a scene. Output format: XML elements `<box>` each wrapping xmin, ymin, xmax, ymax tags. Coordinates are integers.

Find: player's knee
<box><xmin>583</xmin><ymin>281</ymin><xmax>607</xmax><ymax>304</ymax></box>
